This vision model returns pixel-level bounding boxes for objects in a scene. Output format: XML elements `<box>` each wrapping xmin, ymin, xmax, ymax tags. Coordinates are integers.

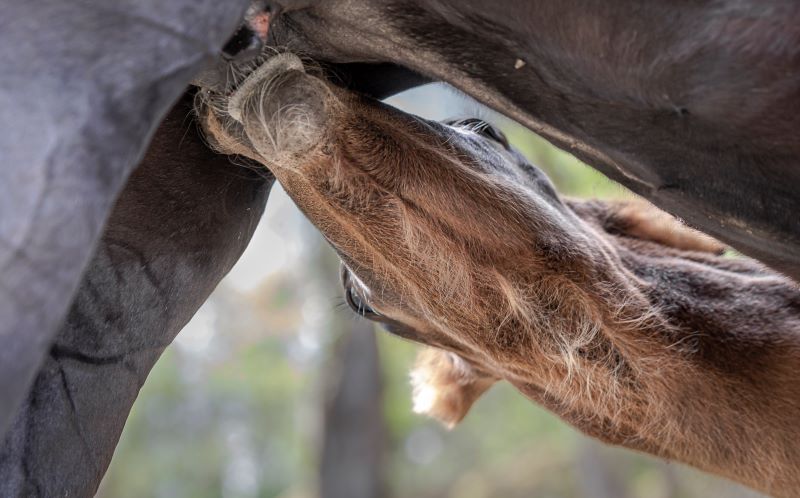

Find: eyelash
<box><xmin>451</xmin><ymin>118</ymin><xmax>509</xmax><ymax>148</ymax></box>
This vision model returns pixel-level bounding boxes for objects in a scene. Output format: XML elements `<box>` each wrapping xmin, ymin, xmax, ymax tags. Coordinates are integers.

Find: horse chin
<box><xmin>226</xmin><ymin>53</ymin><xmax>306</xmax><ymax>123</ymax></box>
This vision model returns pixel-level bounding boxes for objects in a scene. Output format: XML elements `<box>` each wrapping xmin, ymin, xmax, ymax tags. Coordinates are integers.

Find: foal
<box><xmin>196</xmin><ymin>54</ymin><xmax>800</xmax><ymax>497</ymax></box>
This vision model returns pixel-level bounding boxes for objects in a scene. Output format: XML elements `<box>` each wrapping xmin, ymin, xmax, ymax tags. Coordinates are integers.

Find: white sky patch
<box><xmin>224</xmin><ymin>186</ymin><xmax>304</xmax><ymax>292</ymax></box>
<box><xmin>174</xmin><ymin>302</ymin><xmax>217</xmax><ymax>355</ymax></box>
<box><xmin>385</xmin><ymin>82</ymin><xmax>475</xmax><ymax>121</ymax></box>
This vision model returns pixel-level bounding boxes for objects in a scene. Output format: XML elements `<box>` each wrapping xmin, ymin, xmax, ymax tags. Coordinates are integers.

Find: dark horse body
<box><xmin>1</xmin><ymin>0</ymin><xmax>798</xmax><ymax>495</ymax></box>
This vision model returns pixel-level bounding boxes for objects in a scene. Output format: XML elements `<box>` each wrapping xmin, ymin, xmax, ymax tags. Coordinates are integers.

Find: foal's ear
<box><xmin>410</xmin><ymin>348</ymin><xmax>497</xmax><ymax>428</ymax></box>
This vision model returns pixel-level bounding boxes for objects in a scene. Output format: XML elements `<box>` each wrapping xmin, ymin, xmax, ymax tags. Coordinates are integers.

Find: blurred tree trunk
<box><xmin>576</xmin><ymin>440</ymin><xmax>628</xmax><ymax>498</ymax></box>
<box><xmin>319</xmin><ymin>320</ymin><xmax>386</xmax><ymax>498</ymax></box>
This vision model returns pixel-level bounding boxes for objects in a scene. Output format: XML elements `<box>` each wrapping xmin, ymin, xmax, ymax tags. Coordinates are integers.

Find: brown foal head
<box><xmin>195</xmin><ymin>53</ymin><xmax>691</xmax><ymax>426</ymax></box>
<box><xmin>196</xmin><ymin>53</ymin><xmax>800</xmax><ymax>496</ymax></box>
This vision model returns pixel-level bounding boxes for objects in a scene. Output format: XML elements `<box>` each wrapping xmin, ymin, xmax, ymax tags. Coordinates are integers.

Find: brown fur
<box><xmin>196</xmin><ymin>55</ymin><xmax>800</xmax><ymax>497</ymax></box>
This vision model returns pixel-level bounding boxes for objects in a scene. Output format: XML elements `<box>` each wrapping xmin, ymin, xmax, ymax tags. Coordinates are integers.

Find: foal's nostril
<box><xmin>221</xmin><ymin>2</ymin><xmax>276</xmax><ymax>61</ymax></box>
<box><xmin>222</xmin><ymin>25</ymin><xmax>263</xmax><ymax>60</ymax></box>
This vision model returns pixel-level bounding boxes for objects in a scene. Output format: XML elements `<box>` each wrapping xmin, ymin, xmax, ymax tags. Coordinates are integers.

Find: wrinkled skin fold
<box><xmin>197</xmin><ymin>55</ymin><xmax>800</xmax><ymax>496</ymax></box>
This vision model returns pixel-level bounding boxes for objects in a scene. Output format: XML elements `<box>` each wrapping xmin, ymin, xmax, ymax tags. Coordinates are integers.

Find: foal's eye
<box><xmin>477</xmin><ymin>123</ymin><xmax>509</xmax><ymax>148</ymax></box>
<box><xmin>345</xmin><ymin>285</ymin><xmax>378</xmax><ymax>318</ymax></box>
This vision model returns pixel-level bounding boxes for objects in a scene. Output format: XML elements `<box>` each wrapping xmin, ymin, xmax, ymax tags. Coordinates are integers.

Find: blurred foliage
<box><xmin>98</xmin><ymin>85</ymin><xmax>761</xmax><ymax>498</ymax></box>
<box><xmin>504</xmin><ymin>123</ymin><xmax>626</xmax><ymax>201</ymax></box>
